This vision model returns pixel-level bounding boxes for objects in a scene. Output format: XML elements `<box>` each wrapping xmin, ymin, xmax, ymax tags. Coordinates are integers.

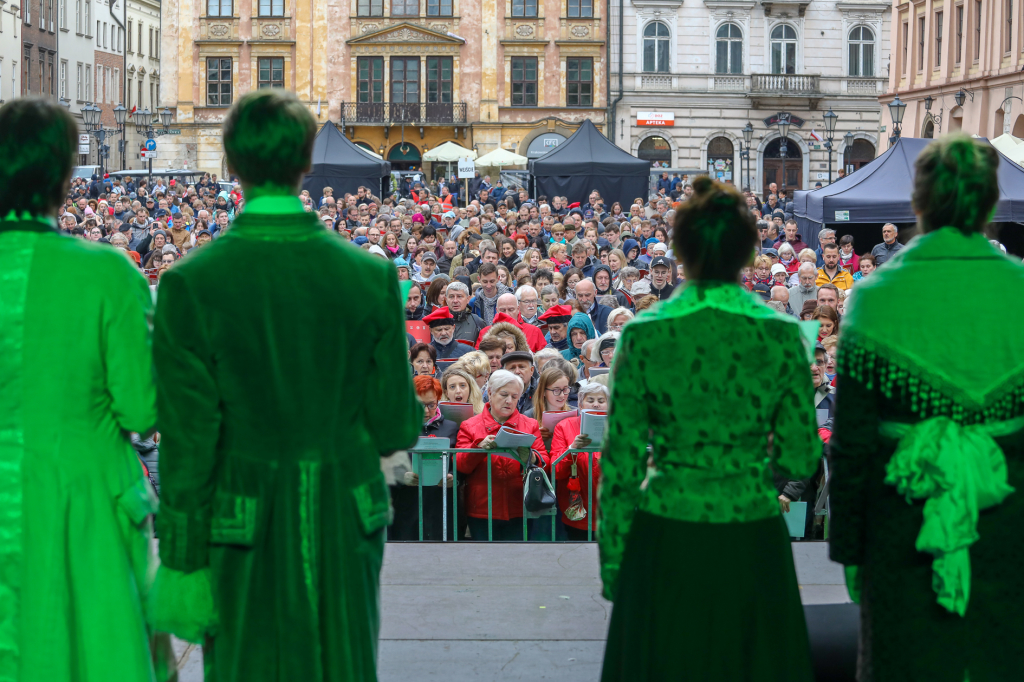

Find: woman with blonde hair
<box><xmin>453</xmin><ymin>350</ymin><xmax>491</xmax><ymax>389</ymax></box>
<box><xmin>440</xmin><ymin>366</ymin><xmax>484</xmax><ymax>414</ymax></box>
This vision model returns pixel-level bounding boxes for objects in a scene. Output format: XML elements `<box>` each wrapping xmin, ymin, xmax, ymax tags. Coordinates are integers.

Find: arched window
<box><xmin>707</xmin><ymin>136</ymin><xmax>735</xmax><ymax>182</ymax></box>
<box><xmin>643</xmin><ymin>21</ymin><xmax>670</xmax><ymax>73</ymax></box>
<box><xmin>716</xmin><ymin>23</ymin><xmax>742</xmax><ymax>74</ymax></box>
<box><xmin>844</xmin><ymin>138</ymin><xmax>875</xmax><ymax>172</ymax></box>
<box><xmin>770</xmin><ymin>24</ymin><xmax>797</xmax><ymax>74</ymax></box>
<box><xmin>848</xmin><ymin>26</ymin><xmax>874</xmax><ymax>76</ymax></box>
<box><xmin>638</xmin><ymin>135</ymin><xmax>672</xmax><ymax>166</ymax></box>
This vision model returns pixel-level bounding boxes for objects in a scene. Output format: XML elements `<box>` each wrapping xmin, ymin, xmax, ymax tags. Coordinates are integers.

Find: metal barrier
<box><xmin>388</xmin><ymin>447</ymin><xmax>598</xmax><ymax>542</ymax></box>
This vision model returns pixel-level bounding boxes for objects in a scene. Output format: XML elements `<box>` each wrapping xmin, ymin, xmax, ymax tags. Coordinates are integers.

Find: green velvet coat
<box><xmin>153</xmin><ymin>209</ymin><xmax>420</xmax><ymax>682</ymax></box>
<box><xmin>0</xmin><ymin>219</ymin><xmax>159</xmax><ymax>682</ymax></box>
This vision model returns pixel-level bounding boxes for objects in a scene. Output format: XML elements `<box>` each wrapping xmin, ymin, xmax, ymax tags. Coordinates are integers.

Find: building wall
<box><xmin>610</xmin><ymin>0</ymin><xmax>890</xmax><ymax>193</ymax></box>
<box><xmin>21</xmin><ymin>0</ymin><xmax>58</xmax><ymax>97</ymax></box>
<box><xmin>123</xmin><ymin>0</ymin><xmax>161</xmax><ymax>170</ymax></box>
<box><xmin>159</xmin><ymin>0</ymin><xmax>607</xmax><ymax>175</ymax></box>
<box><xmin>886</xmin><ymin>0</ymin><xmax>1024</xmax><ymax>139</ymax></box>
<box><xmin>1</xmin><ymin>0</ymin><xmax>23</xmax><ymax>101</ymax></box>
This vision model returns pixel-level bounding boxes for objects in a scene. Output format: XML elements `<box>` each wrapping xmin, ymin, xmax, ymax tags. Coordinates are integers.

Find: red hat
<box><xmin>422</xmin><ymin>307</ymin><xmax>456</xmax><ymax>328</ymax></box>
<box><xmin>538</xmin><ymin>305</ymin><xmax>572</xmax><ymax>325</ymax></box>
<box><xmin>490</xmin><ymin>312</ymin><xmax>520</xmax><ymax>327</ymax></box>
<box><xmin>103</xmin><ymin>173</ymin><xmax>109</xmax><ymax>179</ymax></box>
<box><xmin>568</xmin><ymin>202</ymin><xmax>580</xmax><ymax>209</ymax></box>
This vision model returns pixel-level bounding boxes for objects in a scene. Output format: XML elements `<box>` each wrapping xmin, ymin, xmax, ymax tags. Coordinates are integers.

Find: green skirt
<box><xmin>601</xmin><ymin>511</ymin><xmax>814</xmax><ymax>682</ymax></box>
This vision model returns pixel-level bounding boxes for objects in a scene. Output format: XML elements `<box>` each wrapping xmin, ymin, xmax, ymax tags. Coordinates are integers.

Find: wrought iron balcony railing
<box><xmin>340</xmin><ymin>102</ymin><xmax>468</xmax><ymax>125</ymax></box>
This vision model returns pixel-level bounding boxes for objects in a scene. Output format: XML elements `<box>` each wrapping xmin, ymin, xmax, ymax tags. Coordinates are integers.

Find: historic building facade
<box><xmin>884</xmin><ymin>0</ymin><xmax>1024</xmax><ymax>139</ymax></box>
<box><xmin>0</xmin><ymin>0</ymin><xmax>22</xmax><ymax>101</ymax></box>
<box><xmin>609</xmin><ymin>0</ymin><xmax>890</xmax><ymax>193</ymax></box>
<box><xmin>158</xmin><ymin>0</ymin><xmax>607</xmax><ymax>176</ymax></box>
<box><xmin>20</xmin><ymin>0</ymin><xmax>58</xmax><ymax>99</ymax></box>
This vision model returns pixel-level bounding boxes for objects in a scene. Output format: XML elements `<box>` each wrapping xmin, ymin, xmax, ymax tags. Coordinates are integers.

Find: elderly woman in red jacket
<box><xmin>550</xmin><ymin>382</ymin><xmax>609</xmax><ymax>541</ymax></box>
<box><xmin>456</xmin><ymin>369</ymin><xmax>547</xmax><ymax>541</ymax></box>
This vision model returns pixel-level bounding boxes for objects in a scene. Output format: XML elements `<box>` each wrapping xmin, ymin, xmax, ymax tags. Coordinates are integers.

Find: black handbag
<box><xmin>523</xmin><ymin>453</ymin><xmax>556</xmax><ymax>513</ymax></box>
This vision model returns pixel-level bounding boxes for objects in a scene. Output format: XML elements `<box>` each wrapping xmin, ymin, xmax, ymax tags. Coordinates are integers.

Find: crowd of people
<box><xmin>50</xmin><ymin>152</ymin><xmax>936</xmax><ymax>544</ymax></box>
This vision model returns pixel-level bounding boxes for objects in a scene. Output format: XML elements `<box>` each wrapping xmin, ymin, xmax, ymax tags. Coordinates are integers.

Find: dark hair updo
<box><xmin>912</xmin><ymin>133</ymin><xmax>999</xmax><ymax>235</ymax></box>
<box><xmin>672</xmin><ymin>176</ymin><xmax>756</xmax><ymax>282</ymax></box>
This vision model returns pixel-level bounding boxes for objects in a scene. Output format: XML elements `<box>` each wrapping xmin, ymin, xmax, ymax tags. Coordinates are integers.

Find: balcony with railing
<box><xmin>340</xmin><ymin>102</ymin><xmax>468</xmax><ymax>125</ymax></box>
<box><xmin>751</xmin><ymin>74</ymin><xmax>820</xmax><ymax>94</ymax></box>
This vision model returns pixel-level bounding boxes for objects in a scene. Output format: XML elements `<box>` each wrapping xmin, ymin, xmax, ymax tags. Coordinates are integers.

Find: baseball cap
<box><xmin>649</xmin><ymin>256</ymin><xmax>671</xmax><ymax>270</ymax></box>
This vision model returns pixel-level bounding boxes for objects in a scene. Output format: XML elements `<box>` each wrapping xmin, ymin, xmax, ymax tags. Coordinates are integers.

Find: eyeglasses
<box><xmin>546</xmin><ymin>387</ymin><xmax>570</xmax><ymax>397</ymax></box>
<box><xmin>421</xmin><ymin>401</ymin><xmax>439</xmax><ymax>412</ymax></box>
<box><xmin>600</xmin><ymin>348</ymin><xmax>616</xmax><ymax>358</ymax></box>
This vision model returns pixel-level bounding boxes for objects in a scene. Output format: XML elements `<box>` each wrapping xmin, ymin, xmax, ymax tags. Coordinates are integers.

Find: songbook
<box><xmin>439</xmin><ymin>402</ymin><xmax>475</xmax><ymax>425</ymax></box>
<box><xmin>587</xmin><ymin>367</ymin><xmax>610</xmax><ymax>378</ymax></box>
<box><xmin>494</xmin><ymin>426</ymin><xmax>537</xmax><ymax>451</ymax></box>
<box><xmin>412</xmin><ymin>437</ymin><xmax>449</xmax><ymax>486</ymax></box>
<box><xmin>579</xmin><ymin>410</ymin><xmax>607</xmax><ymax>447</ymax></box>
<box><xmin>541</xmin><ymin>410</ymin><xmax>577</xmax><ymax>432</ymax></box>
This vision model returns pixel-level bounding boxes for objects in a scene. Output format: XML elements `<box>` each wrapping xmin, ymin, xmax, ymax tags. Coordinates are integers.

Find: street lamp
<box><xmin>823</xmin><ymin>108</ymin><xmax>839</xmax><ymax>184</ymax></box>
<box><xmin>888</xmin><ymin>95</ymin><xmax>907</xmax><ymax>146</ymax></box>
<box><xmin>113</xmin><ymin>104</ymin><xmax>128</xmax><ymax>169</ymax></box>
<box><xmin>775</xmin><ymin>112</ymin><xmax>792</xmax><ymax>195</ymax></box>
<box><xmin>843</xmin><ymin>131</ymin><xmax>855</xmax><ymax>176</ymax></box>
<box><xmin>740</xmin><ymin>122</ymin><xmax>753</xmax><ymax>191</ymax></box>
<box><xmin>132</xmin><ymin>106</ymin><xmax>174</xmax><ymax>185</ymax></box>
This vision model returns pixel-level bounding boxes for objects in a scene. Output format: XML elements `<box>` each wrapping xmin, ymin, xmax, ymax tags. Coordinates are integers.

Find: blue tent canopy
<box><xmin>793</xmin><ymin>137</ymin><xmax>1024</xmax><ymax>230</ymax></box>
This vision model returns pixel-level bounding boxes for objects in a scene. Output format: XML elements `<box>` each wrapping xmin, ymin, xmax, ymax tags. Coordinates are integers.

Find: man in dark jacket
<box><xmin>573</xmin><ymin>279</ymin><xmax>612</xmax><ymax>334</ymax></box>
<box><xmin>445</xmin><ymin>281</ymin><xmax>486</xmax><ymax>342</ymax></box>
<box><xmin>649</xmin><ymin>256</ymin><xmax>676</xmax><ymax>301</ymax></box>
<box><xmin>539</xmin><ymin>305</ymin><xmax>572</xmax><ymax>351</ymax></box>
<box><xmin>424</xmin><ymin>307</ymin><xmax>473</xmax><ymax>360</ymax></box>
<box><xmin>773</xmin><ymin>219</ymin><xmax>809</xmax><ymax>253</ymax></box>
<box><xmin>559</xmin><ymin>242</ymin><xmax>595</xmax><ymax>279</ymax></box>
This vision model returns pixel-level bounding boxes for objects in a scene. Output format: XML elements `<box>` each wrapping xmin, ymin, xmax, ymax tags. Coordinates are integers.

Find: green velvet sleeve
<box><xmin>365</xmin><ymin>268</ymin><xmax>421</xmax><ymax>455</ymax></box>
<box><xmin>828</xmin><ymin>370</ymin><xmax>877</xmax><ymax>566</ymax></box>
<box><xmin>103</xmin><ymin>251</ymin><xmax>158</xmax><ymax>435</ymax></box>
<box><xmin>771</xmin><ymin>325</ymin><xmax>821</xmax><ymax>481</ymax></box>
<box><xmin>153</xmin><ymin>269</ymin><xmax>222</xmax><ymax>572</ymax></box>
<box><xmin>598</xmin><ymin>324</ymin><xmax>650</xmax><ymax>601</ymax></box>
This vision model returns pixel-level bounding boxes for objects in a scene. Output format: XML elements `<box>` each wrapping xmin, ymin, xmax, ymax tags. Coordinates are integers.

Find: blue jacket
<box><xmin>490</xmin><ymin>185</ymin><xmax>508</xmax><ymax>202</ymax></box>
<box><xmin>585</xmin><ymin>302</ymin><xmax>614</xmax><ymax>335</ymax></box>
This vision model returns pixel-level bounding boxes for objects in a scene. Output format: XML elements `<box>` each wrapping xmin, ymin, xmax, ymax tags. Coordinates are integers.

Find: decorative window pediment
<box><xmin>346</xmin><ymin>21</ymin><xmax>465</xmax><ymax>44</ymax></box>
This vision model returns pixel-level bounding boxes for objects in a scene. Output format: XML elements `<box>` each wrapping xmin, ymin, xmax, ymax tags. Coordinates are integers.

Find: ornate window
<box><xmin>391</xmin><ymin>0</ymin><xmax>418</xmax><ymax>17</ymax></box>
<box><xmin>567</xmin><ymin>0</ymin><xmax>592</xmax><ymax>18</ymax></box>
<box><xmin>427</xmin><ymin>0</ymin><xmax>452</xmax><ymax>16</ymax></box>
<box><xmin>566</xmin><ymin>57</ymin><xmax>592</xmax><ymax>106</ymax></box>
<box><xmin>512</xmin><ymin>0</ymin><xmax>538</xmax><ymax>18</ymax></box>
<box><xmin>258</xmin><ymin>57</ymin><xmax>284</xmax><ymax>88</ymax></box>
<box><xmin>511</xmin><ymin>56</ymin><xmax>538</xmax><ymax>106</ymax></box>
<box><xmin>642</xmin><ymin>21</ymin><xmax>670</xmax><ymax>73</ymax></box>
<box><xmin>207</xmin><ymin>0</ymin><xmax>232</xmax><ymax>17</ymax></box>
<box><xmin>258</xmin><ymin>0</ymin><xmax>284</xmax><ymax>16</ymax></box>
<box><xmin>427</xmin><ymin>57</ymin><xmax>453</xmax><ymax>103</ymax></box>
<box><xmin>715</xmin><ymin>23</ymin><xmax>742</xmax><ymax>74</ymax></box>
<box><xmin>357</xmin><ymin>0</ymin><xmax>383</xmax><ymax>17</ymax></box>
<box><xmin>770</xmin><ymin>24</ymin><xmax>797</xmax><ymax>74</ymax></box>
<box><xmin>848</xmin><ymin>26</ymin><xmax>874</xmax><ymax>76</ymax></box>
<box><xmin>206</xmin><ymin>57</ymin><xmax>232</xmax><ymax>106</ymax></box>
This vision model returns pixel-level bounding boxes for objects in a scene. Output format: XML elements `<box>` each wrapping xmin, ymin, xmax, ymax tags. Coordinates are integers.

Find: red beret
<box><xmin>538</xmin><ymin>305</ymin><xmax>572</xmax><ymax>325</ymax></box>
<box><xmin>422</xmin><ymin>306</ymin><xmax>456</xmax><ymax>327</ymax></box>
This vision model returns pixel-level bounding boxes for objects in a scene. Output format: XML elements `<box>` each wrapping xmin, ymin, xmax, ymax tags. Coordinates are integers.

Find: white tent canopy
<box><xmin>475</xmin><ymin>148</ymin><xmax>528</xmax><ymax>167</ymax></box>
<box><xmin>423</xmin><ymin>141</ymin><xmax>477</xmax><ymax>162</ymax></box>
<box><xmin>990</xmin><ymin>134</ymin><xmax>1024</xmax><ymax>166</ymax></box>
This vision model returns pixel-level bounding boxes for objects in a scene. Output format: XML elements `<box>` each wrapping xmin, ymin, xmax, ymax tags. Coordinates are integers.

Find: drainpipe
<box><xmin>607</xmin><ymin>0</ymin><xmax>624</xmax><ymax>143</ymax></box>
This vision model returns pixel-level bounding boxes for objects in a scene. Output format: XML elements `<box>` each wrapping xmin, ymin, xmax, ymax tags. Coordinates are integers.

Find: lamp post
<box><xmin>82</xmin><ymin>103</ymin><xmax>129</xmax><ymax>175</ymax></box>
<box><xmin>133</xmin><ymin>106</ymin><xmax>174</xmax><ymax>186</ymax></box>
<box><xmin>888</xmin><ymin>95</ymin><xmax>907</xmax><ymax>146</ymax></box>
<box><xmin>843</xmin><ymin>130</ymin><xmax>855</xmax><ymax>176</ymax></box>
<box><xmin>775</xmin><ymin>112</ymin><xmax>792</xmax><ymax>195</ymax></box>
<box><xmin>823</xmin><ymin>108</ymin><xmax>838</xmax><ymax>184</ymax></box>
<box><xmin>740</xmin><ymin>121</ymin><xmax>753</xmax><ymax>191</ymax></box>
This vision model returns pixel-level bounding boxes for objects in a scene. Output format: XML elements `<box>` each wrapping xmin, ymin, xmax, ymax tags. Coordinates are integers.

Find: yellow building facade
<box><xmin>158</xmin><ymin>0</ymin><xmax>607</xmax><ymax>176</ymax></box>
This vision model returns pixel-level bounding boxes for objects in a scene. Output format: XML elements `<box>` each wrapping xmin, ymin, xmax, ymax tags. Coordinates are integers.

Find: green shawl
<box><xmin>838</xmin><ymin>227</ymin><xmax>1024</xmax><ymax>615</ymax></box>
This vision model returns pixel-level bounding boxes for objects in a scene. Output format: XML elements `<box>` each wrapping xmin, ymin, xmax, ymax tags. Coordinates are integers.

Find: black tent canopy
<box><xmin>793</xmin><ymin>137</ymin><xmax>1024</xmax><ymax>231</ymax></box>
<box><xmin>302</xmin><ymin>122</ymin><xmax>391</xmax><ymax>200</ymax></box>
<box><xmin>528</xmin><ymin>119</ymin><xmax>650</xmax><ymax>207</ymax></box>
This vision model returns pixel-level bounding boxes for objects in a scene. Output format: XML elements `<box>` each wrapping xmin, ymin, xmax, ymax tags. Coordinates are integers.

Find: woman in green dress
<box><xmin>830</xmin><ymin>134</ymin><xmax>1024</xmax><ymax>681</ymax></box>
<box><xmin>0</xmin><ymin>99</ymin><xmax>163</xmax><ymax>681</ymax></box>
<box><xmin>599</xmin><ymin>177</ymin><xmax>819</xmax><ymax>681</ymax></box>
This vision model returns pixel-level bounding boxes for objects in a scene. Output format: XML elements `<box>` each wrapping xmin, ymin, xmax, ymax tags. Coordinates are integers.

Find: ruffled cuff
<box><xmin>148</xmin><ymin>565</ymin><xmax>219</xmax><ymax>644</ymax></box>
<box><xmin>156</xmin><ymin>503</ymin><xmax>211</xmax><ymax>572</ymax></box>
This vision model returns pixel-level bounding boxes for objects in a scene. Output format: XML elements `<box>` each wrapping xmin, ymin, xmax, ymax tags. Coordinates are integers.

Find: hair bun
<box><xmin>691</xmin><ymin>176</ymin><xmax>716</xmax><ymax>195</ymax></box>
